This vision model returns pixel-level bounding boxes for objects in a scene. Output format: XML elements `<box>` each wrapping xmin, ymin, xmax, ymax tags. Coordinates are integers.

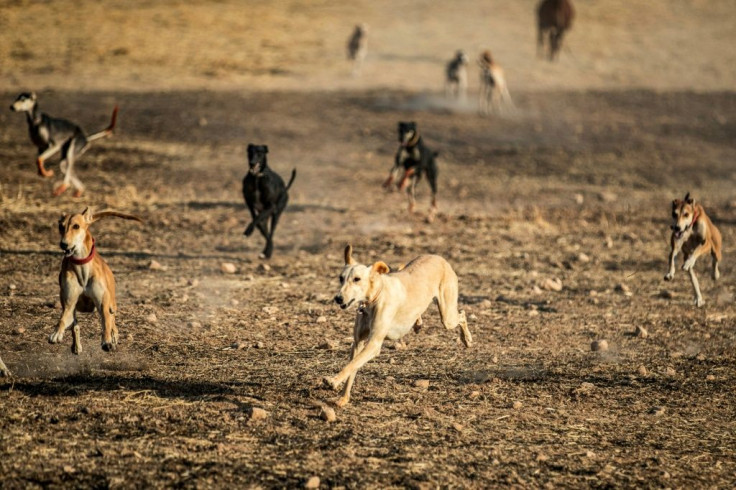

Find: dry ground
<box><xmin>1</xmin><ymin>1</ymin><xmax>736</xmax><ymax>488</ymax></box>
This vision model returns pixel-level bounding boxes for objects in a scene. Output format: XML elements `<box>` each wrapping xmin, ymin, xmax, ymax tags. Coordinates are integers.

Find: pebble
<box><xmin>318</xmin><ymin>339</ymin><xmax>337</xmax><ymax>350</ymax></box>
<box><xmin>542</xmin><ymin>277</ymin><xmax>563</xmax><ymax>292</ymax></box>
<box><xmin>615</xmin><ymin>283</ymin><xmax>632</xmax><ymax>296</ymax></box>
<box><xmin>320</xmin><ymin>406</ymin><xmax>336</xmax><ymax>423</ymax></box>
<box><xmin>253</xmin><ymin>341</ymin><xmax>265</xmax><ymax>349</ymax></box>
<box><xmin>665</xmin><ymin>367</ymin><xmax>677</xmax><ymax>377</ymax></box>
<box><xmin>304</xmin><ymin>476</ymin><xmax>320</xmax><ymax>489</ymax></box>
<box><xmin>480</xmin><ymin>299</ymin><xmax>492</xmax><ymax>309</ymax></box>
<box><xmin>15</xmin><ymin>327</ymin><xmax>25</xmax><ymax>335</ymax></box>
<box><xmin>188</xmin><ymin>278</ymin><xmax>199</xmax><ymax>287</ymax></box>
<box><xmin>604</xmin><ymin>236</ymin><xmax>613</xmax><ymax>248</ymax></box>
<box><xmin>637</xmin><ymin>365</ymin><xmax>648</xmax><ymax>376</ymax></box>
<box><xmin>258</xmin><ymin>263</ymin><xmax>271</xmax><ymax>272</ymax></box>
<box><xmin>9</xmin><ymin>284</ymin><xmax>17</xmax><ymax>290</ymax></box>
<box><xmin>247</xmin><ymin>407</ymin><xmax>268</xmax><ymax>421</ymax></box>
<box><xmin>413</xmin><ymin>379</ymin><xmax>430</xmax><ymax>390</ymax></box>
<box><xmin>659</xmin><ymin>289</ymin><xmax>673</xmax><ymax>299</ymax></box>
<box><xmin>187</xmin><ymin>321</ymin><xmax>202</xmax><ymax>329</ymax></box>
<box><xmin>574</xmin><ymin>193</ymin><xmax>584</xmax><ymax>205</ymax></box>
<box><xmin>577</xmin><ymin>252</ymin><xmax>590</xmax><ymax>263</ymax></box>
<box><xmin>706</xmin><ymin>374</ymin><xmax>716</xmax><ymax>381</ymax></box>
<box><xmin>220</xmin><ymin>262</ymin><xmax>237</xmax><ymax>274</ymax></box>
<box><xmin>146</xmin><ymin>313</ymin><xmax>158</xmax><ymax>324</ymax></box>
<box><xmin>512</xmin><ymin>401</ymin><xmax>523</xmax><ymax>410</ymax></box>
<box><xmin>262</xmin><ymin>306</ymin><xmax>278</xmax><ymax>315</ymax></box>
<box><xmin>650</xmin><ymin>406</ymin><xmax>666</xmax><ymax>417</ymax></box>
<box><xmin>148</xmin><ymin>260</ymin><xmax>164</xmax><ymax>271</ymax></box>
<box><xmin>452</xmin><ymin>423</ymin><xmax>464</xmax><ymax>432</ymax></box>
<box><xmin>635</xmin><ymin>326</ymin><xmax>648</xmax><ymax>339</ymax></box>
<box><xmin>315</xmin><ymin>316</ymin><xmax>327</xmax><ymax>323</ymax></box>
<box><xmin>591</xmin><ymin>340</ymin><xmax>609</xmax><ymax>352</ymax></box>
<box><xmin>468</xmin><ymin>313</ymin><xmax>478</xmax><ymax>321</ymax></box>
<box><xmin>576</xmin><ymin>382</ymin><xmax>595</xmax><ymax>394</ymax></box>
<box><xmin>231</xmin><ymin>342</ymin><xmax>247</xmax><ymax>350</ymax></box>
<box><xmin>469</xmin><ymin>390</ymin><xmax>481</xmax><ymax>400</ymax></box>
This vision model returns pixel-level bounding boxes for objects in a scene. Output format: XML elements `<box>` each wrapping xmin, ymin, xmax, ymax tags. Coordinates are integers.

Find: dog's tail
<box><xmin>90</xmin><ymin>209</ymin><xmax>143</xmax><ymax>224</ymax></box>
<box><xmin>285</xmin><ymin>169</ymin><xmax>297</xmax><ymax>190</ymax></box>
<box><xmin>87</xmin><ymin>105</ymin><xmax>119</xmax><ymax>142</ymax></box>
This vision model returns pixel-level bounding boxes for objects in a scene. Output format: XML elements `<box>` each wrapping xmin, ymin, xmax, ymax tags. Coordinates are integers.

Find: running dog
<box><xmin>10</xmin><ymin>92</ymin><xmax>118</xmax><ymax>197</ymax></box>
<box><xmin>478</xmin><ymin>50</ymin><xmax>514</xmax><ymax>116</ymax></box>
<box><xmin>324</xmin><ymin>245</ymin><xmax>472</xmax><ymax>407</ymax></box>
<box><xmin>347</xmin><ymin>24</ymin><xmax>368</xmax><ymax>76</ymax></box>
<box><xmin>51</xmin><ymin>207</ymin><xmax>142</xmax><ymax>354</ymax></box>
<box><xmin>242</xmin><ymin>144</ymin><xmax>297</xmax><ymax>259</ymax></box>
<box><xmin>382</xmin><ymin>122</ymin><xmax>439</xmax><ymax>220</ymax></box>
<box><xmin>445</xmin><ymin>50</ymin><xmax>469</xmax><ymax>100</ymax></box>
<box><xmin>537</xmin><ymin>0</ymin><xmax>575</xmax><ymax>61</ymax></box>
<box><xmin>664</xmin><ymin>192</ymin><xmax>722</xmax><ymax>307</ymax></box>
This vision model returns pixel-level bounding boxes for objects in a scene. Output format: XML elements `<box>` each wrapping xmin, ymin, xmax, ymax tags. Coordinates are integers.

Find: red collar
<box><xmin>68</xmin><ymin>240</ymin><xmax>96</xmax><ymax>265</ymax></box>
<box><xmin>691</xmin><ymin>209</ymin><xmax>700</xmax><ymax>226</ymax></box>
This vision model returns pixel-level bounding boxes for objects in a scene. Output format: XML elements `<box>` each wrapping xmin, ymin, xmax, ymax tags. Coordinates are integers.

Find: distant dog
<box><xmin>242</xmin><ymin>144</ymin><xmax>297</xmax><ymax>259</ymax></box>
<box><xmin>664</xmin><ymin>192</ymin><xmax>722</xmax><ymax>307</ymax></box>
<box><xmin>52</xmin><ymin>207</ymin><xmax>142</xmax><ymax>354</ymax></box>
<box><xmin>382</xmin><ymin>122</ymin><xmax>439</xmax><ymax>220</ymax></box>
<box><xmin>0</xmin><ymin>355</ymin><xmax>9</xmax><ymax>377</ymax></box>
<box><xmin>347</xmin><ymin>24</ymin><xmax>368</xmax><ymax>76</ymax></box>
<box><xmin>445</xmin><ymin>50</ymin><xmax>469</xmax><ymax>100</ymax></box>
<box><xmin>10</xmin><ymin>92</ymin><xmax>118</xmax><ymax>197</ymax></box>
<box><xmin>537</xmin><ymin>0</ymin><xmax>575</xmax><ymax>60</ymax></box>
<box><xmin>324</xmin><ymin>245</ymin><xmax>472</xmax><ymax>407</ymax></box>
<box><xmin>478</xmin><ymin>50</ymin><xmax>514</xmax><ymax>116</ymax></box>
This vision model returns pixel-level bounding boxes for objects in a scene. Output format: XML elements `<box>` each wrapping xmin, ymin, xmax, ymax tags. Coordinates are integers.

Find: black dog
<box><xmin>242</xmin><ymin>144</ymin><xmax>296</xmax><ymax>259</ymax></box>
<box><xmin>383</xmin><ymin>121</ymin><xmax>438</xmax><ymax>217</ymax></box>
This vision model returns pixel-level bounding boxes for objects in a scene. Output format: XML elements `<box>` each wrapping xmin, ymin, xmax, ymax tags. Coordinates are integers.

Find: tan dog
<box><xmin>478</xmin><ymin>50</ymin><xmax>514</xmax><ymax>116</ymax></box>
<box><xmin>664</xmin><ymin>193</ymin><xmax>722</xmax><ymax>307</ymax></box>
<box><xmin>51</xmin><ymin>208</ymin><xmax>142</xmax><ymax>354</ymax></box>
<box><xmin>324</xmin><ymin>245</ymin><xmax>472</xmax><ymax>407</ymax></box>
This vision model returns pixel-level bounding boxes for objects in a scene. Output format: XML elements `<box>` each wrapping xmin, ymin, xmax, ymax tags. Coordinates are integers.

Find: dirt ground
<box><xmin>1</xmin><ymin>1</ymin><xmax>736</xmax><ymax>488</ymax></box>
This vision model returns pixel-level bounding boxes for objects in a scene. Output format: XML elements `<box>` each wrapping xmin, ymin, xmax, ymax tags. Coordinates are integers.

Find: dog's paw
<box><xmin>322</xmin><ymin>377</ymin><xmax>340</xmax><ymax>391</ymax></box>
<box><xmin>101</xmin><ymin>340</ymin><xmax>117</xmax><ymax>352</ymax></box>
<box><xmin>71</xmin><ymin>342</ymin><xmax>82</xmax><ymax>355</ymax></box>
<box><xmin>244</xmin><ymin>224</ymin><xmax>255</xmax><ymax>237</ymax></box>
<box><xmin>682</xmin><ymin>260</ymin><xmax>695</xmax><ymax>272</ymax></box>
<box><xmin>335</xmin><ymin>396</ymin><xmax>350</xmax><ymax>408</ymax></box>
<box><xmin>664</xmin><ymin>272</ymin><xmax>674</xmax><ymax>281</ymax></box>
<box><xmin>48</xmin><ymin>331</ymin><xmax>64</xmax><ymax>344</ymax></box>
<box><xmin>695</xmin><ymin>297</ymin><xmax>705</xmax><ymax>308</ymax></box>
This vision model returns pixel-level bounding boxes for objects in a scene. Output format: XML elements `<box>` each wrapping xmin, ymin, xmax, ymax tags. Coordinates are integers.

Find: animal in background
<box><xmin>537</xmin><ymin>0</ymin><xmax>575</xmax><ymax>60</ymax></box>
<box><xmin>0</xmin><ymin>355</ymin><xmax>10</xmax><ymax>377</ymax></box>
<box><xmin>242</xmin><ymin>144</ymin><xmax>297</xmax><ymax>259</ymax></box>
<box><xmin>382</xmin><ymin>122</ymin><xmax>439</xmax><ymax>221</ymax></box>
<box><xmin>10</xmin><ymin>92</ymin><xmax>118</xmax><ymax>197</ymax></box>
<box><xmin>347</xmin><ymin>24</ymin><xmax>368</xmax><ymax>76</ymax></box>
<box><xmin>478</xmin><ymin>50</ymin><xmax>514</xmax><ymax>116</ymax></box>
<box><xmin>52</xmin><ymin>208</ymin><xmax>143</xmax><ymax>354</ymax></box>
<box><xmin>324</xmin><ymin>245</ymin><xmax>472</xmax><ymax>406</ymax></box>
<box><xmin>664</xmin><ymin>192</ymin><xmax>722</xmax><ymax>307</ymax></box>
<box><xmin>445</xmin><ymin>50</ymin><xmax>469</xmax><ymax>100</ymax></box>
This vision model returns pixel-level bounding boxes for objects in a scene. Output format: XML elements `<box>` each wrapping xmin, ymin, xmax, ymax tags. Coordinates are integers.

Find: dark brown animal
<box><xmin>537</xmin><ymin>0</ymin><xmax>575</xmax><ymax>61</ymax></box>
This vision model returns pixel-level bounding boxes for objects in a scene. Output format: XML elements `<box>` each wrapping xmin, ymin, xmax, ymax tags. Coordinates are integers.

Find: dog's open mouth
<box><xmin>63</xmin><ymin>247</ymin><xmax>75</xmax><ymax>257</ymax></box>
<box><xmin>674</xmin><ymin>230</ymin><xmax>684</xmax><ymax>239</ymax></box>
<box><xmin>340</xmin><ymin>299</ymin><xmax>355</xmax><ymax>310</ymax></box>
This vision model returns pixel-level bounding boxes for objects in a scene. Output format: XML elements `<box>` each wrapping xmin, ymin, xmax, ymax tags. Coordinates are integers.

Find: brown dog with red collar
<box><xmin>664</xmin><ymin>192</ymin><xmax>722</xmax><ymax>307</ymax></box>
<box><xmin>50</xmin><ymin>208</ymin><xmax>142</xmax><ymax>354</ymax></box>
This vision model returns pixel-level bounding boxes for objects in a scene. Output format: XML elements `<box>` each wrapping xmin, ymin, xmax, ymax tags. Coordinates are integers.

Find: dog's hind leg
<box><xmin>436</xmin><ymin>274</ymin><xmax>472</xmax><ymax>347</ymax></box>
<box><xmin>712</xmin><ymin>250</ymin><xmax>721</xmax><ymax>280</ymax></box>
<box><xmin>97</xmin><ymin>291</ymin><xmax>118</xmax><ymax>352</ymax></box>
<box><xmin>688</xmin><ymin>268</ymin><xmax>705</xmax><ymax>307</ymax></box>
<box><xmin>426</xmin><ymin>165</ymin><xmax>438</xmax><ymax>222</ymax></box>
<box><xmin>70</xmin><ymin>316</ymin><xmax>82</xmax><ymax>355</ymax></box>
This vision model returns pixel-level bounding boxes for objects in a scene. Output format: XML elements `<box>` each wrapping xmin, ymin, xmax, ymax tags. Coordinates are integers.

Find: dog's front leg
<box><xmin>244</xmin><ymin>206</ymin><xmax>275</xmax><ymax>237</ymax></box>
<box><xmin>683</xmin><ymin>240</ymin><xmax>708</xmax><ymax>272</ymax></box>
<box><xmin>664</xmin><ymin>239</ymin><xmax>680</xmax><ymax>280</ymax></box>
<box><xmin>323</xmin><ymin>337</ymin><xmax>383</xmax><ymax>391</ymax></box>
<box><xmin>688</xmin><ymin>268</ymin><xmax>705</xmax><ymax>307</ymax></box>
<box><xmin>51</xmin><ymin>279</ymin><xmax>81</xmax><ymax>345</ymax></box>
<box><xmin>336</xmin><ymin>339</ymin><xmax>366</xmax><ymax>408</ymax></box>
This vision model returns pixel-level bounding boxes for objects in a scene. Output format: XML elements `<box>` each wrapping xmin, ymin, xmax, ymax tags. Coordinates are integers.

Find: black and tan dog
<box><xmin>664</xmin><ymin>192</ymin><xmax>722</xmax><ymax>307</ymax></box>
<box><xmin>383</xmin><ymin>122</ymin><xmax>439</xmax><ymax>220</ymax></box>
<box><xmin>242</xmin><ymin>144</ymin><xmax>297</xmax><ymax>259</ymax></box>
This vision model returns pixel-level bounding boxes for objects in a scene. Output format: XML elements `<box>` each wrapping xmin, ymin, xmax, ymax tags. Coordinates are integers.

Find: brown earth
<box><xmin>1</xmin><ymin>1</ymin><xmax>736</xmax><ymax>488</ymax></box>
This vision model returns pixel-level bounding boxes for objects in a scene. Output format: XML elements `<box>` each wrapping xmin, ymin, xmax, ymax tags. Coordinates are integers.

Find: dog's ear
<box><xmin>685</xmin><ymin>192</ymin><xmax>693</xmax><ymax>204</ymax></box>
<box><xmin>344</xmin><ymin>244</ymin><xmax>355</xmax><ymax>265</ymax></box>
<box><xmin>371</xmin><ymin>261</ymin><xmax>390</xmax><ymax>275</ymax></box>
<box><xmin>672</xmin><ymin>199</ymin><xmax>680</xmax><ymax>210</ymax></box>
<box><xmin>82</xmin><ymin>207</ymin><xmax>94</xmax><ymax>223</ymax></box>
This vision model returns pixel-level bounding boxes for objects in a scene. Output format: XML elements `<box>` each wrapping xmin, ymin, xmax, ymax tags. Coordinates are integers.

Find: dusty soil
<box><xmin>2</xmin><ymin>1</ymin><xmax>736</xmax><ymax>488</ymax></box>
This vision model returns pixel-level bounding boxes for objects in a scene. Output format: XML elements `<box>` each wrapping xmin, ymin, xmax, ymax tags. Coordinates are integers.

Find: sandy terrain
<box><xmin>1</xmin><ymin>0</ymin><xmax>736</xmax><ymax>488</ymax></box>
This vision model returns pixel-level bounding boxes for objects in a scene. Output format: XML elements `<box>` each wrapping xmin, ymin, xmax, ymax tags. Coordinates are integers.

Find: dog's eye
<box><xmin>72</xmin><ymin>224</ymin><xmax>80</xmax><ymax>229</ymax></box>
<box><xmin>354</xmin><ymin>277</ymin><xmax>361</xmax><ymax>282</ymax></box>
<box><xmin>683</xmin><ymin>213</ymin><xmax>689</xmax><ymax>218</ymax></box>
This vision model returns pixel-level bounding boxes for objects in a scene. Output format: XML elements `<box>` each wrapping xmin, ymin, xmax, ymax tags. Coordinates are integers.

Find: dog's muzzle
<box><xmin>60</xmin><ymin>243</ymin><xmax>74</xmax><ymax>257</ymax></box>
<box><xmin>334</xmin><ymin>295</ymin><xmax>355</xmax><ymax>310</ymax></box>
<box><xmin>249</xmin><ymin>163</ymin><xmax>262</xmax><ymax>175</ymax></box>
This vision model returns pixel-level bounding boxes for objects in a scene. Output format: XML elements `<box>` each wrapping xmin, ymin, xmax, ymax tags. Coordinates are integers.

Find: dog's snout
<box><xmin>334</xmin><ymin>295</ymin><xmax>344</xmax><ymax>305</ymax></box>
<box><xmin>60</xmin><ymin>241</ymin><xmax>68</xmax><ymax>250</ymax></box>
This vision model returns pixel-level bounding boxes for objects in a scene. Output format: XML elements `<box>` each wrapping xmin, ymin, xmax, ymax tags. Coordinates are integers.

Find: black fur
<box><xmin>387</xmin><ymin>122</ymin><xmax>438</xmax><ymax>211</ymax></box>
<box><xmin>242</xmin><ymin>144</ymin><xmax>296</xmax><ymax>259</ymax></box>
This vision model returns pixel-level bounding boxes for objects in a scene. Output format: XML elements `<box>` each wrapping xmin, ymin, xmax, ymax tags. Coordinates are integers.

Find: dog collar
<box><xmin>691</xmin><ymin>209</ymin><xmax>699</xmax><ymax>226</ymax></box>
<box><xmin>69</xmin><ymin>240</ymin><xmax>96</xmax><ymax>265</ymax></box>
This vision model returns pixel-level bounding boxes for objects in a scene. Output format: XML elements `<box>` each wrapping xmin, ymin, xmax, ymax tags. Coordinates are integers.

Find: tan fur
<box><xmin>324</xmin><ymin>245</ymin><xmax>472</xmax><ymax>407</ymax></box>
<box><xmin>478</xmin><ymin>50</ymin><xmax>514</xmax><ymax>116</ymax></box>
<box><xmin>51</xmin><ymin>207</ymin><xmax>142</xmax><ymax>354</ymax></box>
<box><xmin>0</xmin><ymin>355</ymin><xmax>10</xmax><ymax>377</ymax></box>
<box><xmin>664</xmin><ymin>193</ymin><xmax>722</xmax><ymax>307</ymax></box>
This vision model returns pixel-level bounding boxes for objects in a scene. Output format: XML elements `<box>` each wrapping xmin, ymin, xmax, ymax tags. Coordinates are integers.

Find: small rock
<box><xmin>220</xmin><ymin>262</ymin><xmax>237</xmax><ymax>274</ymax></box>
<box><xmin>315</xmin><ymin>316</ymin><xmax>327</xmax><ymax>323</ymax></box>
<box><xmin>528</xmin><ymin>309</ymin><xmax>539</xmax><ymax>317</ymax></box>
<box><xmin>491</xmin><ymin>355</ymin><xmax>499</xmax><ymax>364</ymax></box>
<box><xmin>665</xmin><ymin>366</ymin><xmax>676</xmax><ymax>377</ymax></box>
<box><xmin>637</xmin><ymin>365</ymin><xmax>648</xmax><ymax>376</ymax></box>
<box><xmin>574</xmin><ymin>193</ymin><xmax>584</xmax><ymax>205</ymax></box>
<box><xmin>258</xmin><ymin>263</ymin><xmax>271</xmax><ymax>272</ymax></box>
<box><xmin>15</xmin><ymin>327</ymin><xmax>25</xmax><ymax>335</ymax></box>
<box><xmin>188</xmin><ymin>278</ymin><xmax>199</xmax><ymax>287</ymax></box>
<box><xmin>575</xmin><ymin>382</ymin><xmax>595</xmax><ymax>395</ymax></box>
<box><xmin>187</xmin><ymin>321</ymin><xmax>202</xmax><ymax>329</ymax></box>
<box><xmin>318</xmin><ymin>339</ymin><xmax>337</xmax><ymax>350</ymax></box>
<box><xmin>585</xmin><ymin>451</ymin><xmax>595</xmax><ymax>459</ymax></box>
<box><xmin>469</xmin><ymin>390</ymin><xmax>481</xmax><ymax>400</ymax></box>
<box><xmin>247</xmin><ymin>407</ymin><xmax>268</xmax><ymax>421</ymax></box>
<box><xmin>577</xmin><ymin>252</ymin><xmax>590</xmax><ymax>263</ymax></box>
<box><xmin>635</xmin><ymin>326</ymin><xmax>648</xmax><ymax>339</ymax></box>
<box><xmin>413</xmin><ymin>379</ymin><xmax>430</xmax><ymax>390</ymax></box>
<box><xmin>480</xmin><ymin>299</ymin><xmax>492</xmax><ymax>309</ymax></box>
<box><xmin>604</xmin><ymin>236</ymin><xmax>613</xmax><ymax>248</ymax></box>
<box><xmin>542</xmin><ymin>277</ymin><xmax>563</xmax><ymax>292</ymax></box>
<box><xmin>452</xmin><ymin>423</ymin><xmax>464</xmax><ymax>432</ymax></box>
<box><xmin>615</xmin><ymin>283</ymin><xmax>632</xmax><ymax>296</ymax></box>
<box><xmin>695</xmin><ymin>353</ymin><xmax>706</xmax><ymax>362</ymax></box>
<box><xmin>148</xmin><ymin>260</ymin><xmax>164</xmax><ymax>271</ymax></box>
<box><xmin>262</xmin><ymin>306</ymin><xmax>278</xmax><ymax>315</ymax></box>
<box><xmin>231</xmin><ymin>341</ymin><xmax>247</xmax><ymax>350</ymax></box>
<box><xmin>304</xmin><ymin>476</ymin><xmax>320</xmax><ymax>489</ymax></box>
<box><xmin>468</xmin><ymin>313</ymin><xmax>478</xmax><ymax>321</ymax></box>
<box><xmin>650</xmin><ymin>406</ymin><xmax>666</xmax><ymax>417</ymax></box>
<box><xmin>253</xmin><ymin>341</ymin><xmax>265</xmax><ymax>349</ymax></box>
<box><xmin>591</xmin><ymin>340</ymin><xmax>609</xmax><ymax>352</ymax></box>
<box><xmin>706</xmin><ymin>374</ymin><xmax>716</xmax><ymax>381</ymax></box>
<box><xmin>512</xmin><ymin>401</ymin><xmax>523</xmax><ymax>410</ymax></box>
<box><xmin>146</xmin><ymin>313</ymin><xmax>158</xmax><ymax>324</ymax></box>
<box><xmin>320</xmin><ymin>406</ymin><xmax>336</xmax><ymax>423</ymax></box>
<box><xmin>536</xmin><ymin>453</ymin><xmax>549</xmax><ymax>462</ymax></box>
<box><xmin>659</xmin><ymin>289</ymin><xmax>673</xmax><ymax>299</ymax></box>
<box><xmin>599</xmin><ymin>191</ymin><xmax>617</xmax><ymax>203</ymax></box>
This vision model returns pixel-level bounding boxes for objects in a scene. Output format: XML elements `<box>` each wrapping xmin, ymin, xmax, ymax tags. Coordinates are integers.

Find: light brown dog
<box><xmin>324</xmin><ymin>245</ymin><xmax>472</xmax><ymax>407</ymax></box>
<box><xmin>50</xmin><ymin>207</ymin><xmax>142</xmax><ymax>354</ymax></box>
<box><xmin>664</xmin><ymin>192</ymin><xmax>722</xmax><ymax>307</ymax></box>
